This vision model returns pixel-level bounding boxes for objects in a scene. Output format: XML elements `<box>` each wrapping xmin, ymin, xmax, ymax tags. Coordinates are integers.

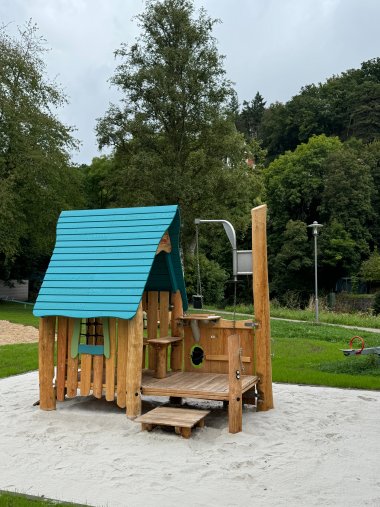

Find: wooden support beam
<box><xmin>56</xmin><ymin>317</ymin><xmax>68</xmax><ymax>402</ymax></box>
<box><xmin>38</xmin><ymin>317</ymin><xmax>56</xmax><ymax>411</ymax></box>
<box><xmin>147</xmin><ymin>291</ymin><xmax>158</xmax><ymax>369</ymax></box>
<box><xmin>155</xmin><ymin>345</ymin><xmax>167</xmax><ymax>379</ymax></box>
<box><xmin>105</xmin><ymin>318</ymin><xmax>117</xmax><ymax>401</ymax></box>
<box><xmin>170</xmin><ymin>291</ymin><xmax>183</xmax><ymax>371</ymax></box>
<box><xmin>80</xmin><ymin>354</ymin><xmax>92</xmax><ymax>396</ymax></box>
<box><xmin>66</xmin><ymin>318</ymin><xmax>79</xmax><ymax>398</ymax></box>
<box><xmin>92</xmin><ymin>319</ymin><xmax>104</xmax><ymax>398</ymax></box>
<box><xmin>228</xmin><ymin>334</ymin><xmax>242</xmax><ymax>433</ymax></box>
<box><xmin>117</xmin><ymin>318</ymin><xmax>128</xmax><ymax>408</ymax></box>
<box><xmin>126</xmin><ymin>303</ymin><xmax>144</xmax><ymax>419</ymax></box>
<box><xmin>159</xmin><ymin>291</ymin><xmax>170</xmax><ymax>337</ymax></box>
<box><xmin>142</xmin><ymin>291</ymin><xmax>147</xmax><ymax>312</ymax></box>
<box><xmin>252</xmin><ymin>204</ymin><xmax>274</xmax><ymax>411</ymax></box>
<box><xmin>170</xmin><ymin>291</ymin><xmax>183</xmax><ymax>337</ymax></box>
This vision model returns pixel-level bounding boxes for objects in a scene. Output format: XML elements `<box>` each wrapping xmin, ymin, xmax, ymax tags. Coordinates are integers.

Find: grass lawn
<box><xmin>0</xmin><ymin>302</ymin><xmax>379</xmax><ymax>388</ymax></box>
<box><xmin>0</xmin><ymin>343</ymin><xmax>39</xmax><ymax>379</ymax></box>
<box><xmin>0</xmin><ymin>302</ymin><xmax>38</xmax><ymax>328</ymax></box>
<box><xmin>0</xmin><ymin>491</ymin><xmax>86</xmax><ymax>506</ymax></box>
<box><xmin>217</xmin><ymin>303</ymin><xmax>380</xmax><ymax>329</ymax></box>
<box><xmin>271</xmin><ymin>319</ymin><xmax>380</xmax><ymax>390</ymax></box>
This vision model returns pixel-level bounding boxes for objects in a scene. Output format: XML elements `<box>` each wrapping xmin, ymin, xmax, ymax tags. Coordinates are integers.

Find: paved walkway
<box><xmin>198</xmin><ymin>309</ymin><xmax>380</xmax><ymax>335</ymax></box>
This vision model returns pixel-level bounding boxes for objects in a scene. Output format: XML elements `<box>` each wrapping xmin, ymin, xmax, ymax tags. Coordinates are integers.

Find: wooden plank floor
<box><xmin>141</xmin><ymin>371</ymin><xmax>259</xmax><ymax>401</ymax></box>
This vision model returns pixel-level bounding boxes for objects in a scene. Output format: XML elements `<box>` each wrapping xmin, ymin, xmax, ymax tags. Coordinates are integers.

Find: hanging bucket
<box><xmin>192</xmin><ymin>294</ymin><xmax>203</xmax><ymax>309</ymax></box>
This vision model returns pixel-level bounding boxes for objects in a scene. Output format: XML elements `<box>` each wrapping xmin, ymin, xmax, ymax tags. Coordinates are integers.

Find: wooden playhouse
<box><xmin>34</xmin><ymin>204</ymin><xmax>273</xmax><ymax>435</ymax></box>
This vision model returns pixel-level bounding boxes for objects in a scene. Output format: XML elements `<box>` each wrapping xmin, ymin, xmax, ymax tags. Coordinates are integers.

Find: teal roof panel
<box><xmin>33</xmin><ymin>205</ymin><xmax>188</xmax><ymax>319</ymax></box>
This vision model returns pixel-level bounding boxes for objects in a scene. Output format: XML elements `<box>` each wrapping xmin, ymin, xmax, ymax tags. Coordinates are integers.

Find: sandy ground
<box><xmin>0</xmin><ymin>372</ymin><xmax>379</xmax><ymax>507</ymax></box>
<box><xmin>0</xmin><ymin>320</ymin><xmax>38</xmax><ymax>345</ymax></box>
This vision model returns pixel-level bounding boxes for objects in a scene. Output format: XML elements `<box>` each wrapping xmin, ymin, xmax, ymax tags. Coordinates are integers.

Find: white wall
<box><xmin>0</xmin><ymin>281</ymin><xmax>29</xmax><ymax>301</ymax></box>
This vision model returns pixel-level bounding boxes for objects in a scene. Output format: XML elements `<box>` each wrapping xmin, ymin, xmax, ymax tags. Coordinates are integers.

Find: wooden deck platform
<box><xmin>141</xmin><ymin>371</ymin><xmax>259</xmax><ymax>401</ymax></box>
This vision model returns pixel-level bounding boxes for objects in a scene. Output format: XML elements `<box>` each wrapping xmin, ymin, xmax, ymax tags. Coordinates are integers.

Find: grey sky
<box><xmin>1</xmin><ymin>0</ymin><xmax>379</xmax><ymax>164</ymax></box>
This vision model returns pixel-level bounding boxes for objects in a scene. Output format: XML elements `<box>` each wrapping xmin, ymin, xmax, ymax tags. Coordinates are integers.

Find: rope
<box><xmin>195</xmin><ymin>224</ymin><xmax>202</xmax><ymax>298</ymax></box>
<box><xmin>232</xmin><ymin>278</ymin><xmax>245</xmax><ymax>373</ymax></box>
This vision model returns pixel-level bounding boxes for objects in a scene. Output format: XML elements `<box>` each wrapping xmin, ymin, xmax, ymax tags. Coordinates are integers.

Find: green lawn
<box><xmin>0</xmin><ymin>302</ymin><xmax>379</xmax><ymax>389</ymax></box>
<box><xmin>0</xmin><ymin>302</ymin><xmax>38</xmax><ymax>328</ymax></box>
<box><xmin>0</xmin><ymin>491</ymin><xmax>85</xmax><ymax>506</ymax></box>
<box><xmin>218</xmin><ymin>303</ymin><xmax>380</xmax><ymax>329</ymax></box>
<box><xmin>271</xmin><ymin>319</ymin><xmax>380</xmax><ymax>389</ymax></box>
<box><xmin>0</xmin><ymin>343</ymin><xmax>39</xmax><ymax>379</ymax></box>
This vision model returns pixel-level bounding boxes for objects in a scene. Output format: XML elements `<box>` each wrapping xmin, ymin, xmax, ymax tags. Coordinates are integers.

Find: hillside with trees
<box><xmin>1</xmin><ymin>1</ymin><xmax>380</xmax><ymax>307</ymax></box>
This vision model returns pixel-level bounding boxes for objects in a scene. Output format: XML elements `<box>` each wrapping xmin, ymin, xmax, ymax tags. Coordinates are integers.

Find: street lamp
<box><xmin>307</xmin><ymin>221</ymin><xmax>323</xmax><ymax>323</ymax></box>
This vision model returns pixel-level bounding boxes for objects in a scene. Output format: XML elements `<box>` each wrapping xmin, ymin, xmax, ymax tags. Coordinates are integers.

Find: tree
<box><xmin>319</xmin><ymin>143</ymin><xmax>373</xmax><ymax>270</ymax></box>
<box><xmin>236</xmin><ymin>92</ymin><xmax>266</xmax><ymax>140</ymax></box>
<box><xmin>0</xmin><ymin>22</ymin><xmax>83</xmax><ymax>280</ymax></box>
<box><xmin>259</xmin><ymin>58</ymin><xmax>380</xmax><ymax>160</ymax></box>
<box><xmin>84</xmin><ymin>156</ymin><xmax>115</xmax><ymax>209</ymax></box>
<box><xmin>263</xmin><ymin>135</ymin><xmax>342</xmax><ymax>244</ymax></box>
<box><xmin>264</xmin><ymin>135</ymin><xmax>376</xmax><ymax>297</ymax></box>
<box><xmin>271</xmin><ymin>220</ymin><xmax>313</xmax><ymax>301</ymax></box>
<box><xmin>363</xmin><ymin>140</ymin><xmax>380</xmax><ymax>246</ymax></box>
<box><xmin>96</xmin><ymin>0</ymin><xmax>260</xmax><ymax>250</ymax></box>
<box><xmin>360</xmin><ymin>250</ymin><xmax>380</xmax><ymax>283</ymax></box>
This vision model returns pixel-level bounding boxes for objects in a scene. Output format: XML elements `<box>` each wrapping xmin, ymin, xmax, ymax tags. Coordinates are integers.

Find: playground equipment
<box><xmin>34</xmin><ymin>204</ymin><xmax>273</xmax><ymax>434</ymax></box>
<box><xmin>341</xmin><ymin>336</ymin><xmax>380</xmax><ymax>356</ymax></box>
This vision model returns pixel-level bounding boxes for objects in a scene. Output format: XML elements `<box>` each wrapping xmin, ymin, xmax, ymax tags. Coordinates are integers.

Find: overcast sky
<box><xmin>1</xmin><ymin>0</ymin><xmax>379</xmax><ymax>164</ymax></box>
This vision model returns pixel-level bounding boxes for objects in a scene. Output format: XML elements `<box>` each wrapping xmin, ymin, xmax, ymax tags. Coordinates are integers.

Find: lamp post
<box><xmin>307</xmin><ymin>221</ymin><xmax>323</xmax><ymax>323</ymax></box>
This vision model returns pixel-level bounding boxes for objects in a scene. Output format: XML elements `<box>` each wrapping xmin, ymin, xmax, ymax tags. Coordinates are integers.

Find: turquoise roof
<box><xmin>33</xmin><ymin>205</ymin><xmax>188</xmax><ymax>319</ymax></box>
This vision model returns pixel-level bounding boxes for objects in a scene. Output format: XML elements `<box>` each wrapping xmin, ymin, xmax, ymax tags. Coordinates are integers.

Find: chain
<box><xmin>195</xmin><ymin>224</ymin><xmax>202</xmax><ymax>298</ymax></box>
<box><xmin>233</xmin><ymin>278</ymin><xmax>244</xmax><ymax>372</ymax></box>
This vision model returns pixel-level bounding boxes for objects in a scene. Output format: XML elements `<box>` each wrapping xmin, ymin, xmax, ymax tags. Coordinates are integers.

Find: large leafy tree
<box><xmin>0</xmin><ymin>22</ymin><xmax>83</xmax><ymax>280</ymax></box>
<box><xmin>97</xmin><ymin>0</ymin><xmax>260</xmax><ymax>251</ymax></box>
<box><xmin>319</xmin><ymin>142</ymin><xmax>373</xmax><ymax>270</ymax></box>
<box><xmin>264</xmin><ymin>135</ymin><xmax>375</xmax><ymax>296</ymax></box>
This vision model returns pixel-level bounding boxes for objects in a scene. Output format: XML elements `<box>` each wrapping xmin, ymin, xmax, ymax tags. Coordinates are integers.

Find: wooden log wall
<box><xmin>182</xmin><ymin>320</ymin><xmax>254</xmax><ymax>375</ymax></box>
<box><xmin>170</xmin><ymin>291</ymin><xmax>184</xmax><ymax>371</ymax></box>
<box><xmin>43</xmin><ymin>291</ymin><xmax>172</xmax><ymax>409</ymax></box>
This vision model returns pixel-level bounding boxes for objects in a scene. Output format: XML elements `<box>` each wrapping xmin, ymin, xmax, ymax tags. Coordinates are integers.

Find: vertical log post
<box><xmin>252</xmin><ymin>204</ymin><xmax>274</xmax><ymax>411</ymax></box>
<box><xmin>56</xmin><ymin>317</ymin><xmax>68</xmax><ymax>402</ymax></box>
<box><xmin>126</xmin><ymin>302</ymin><xmax>144</xmax><ymax>419</ymax></box>
<box><xmin>39</xmin><ymin>316</ymin><xmax>56</xmax><ymax>411</ymax></box>
<box><xmin>116</xmin><ymin>318</ymin><xmax>128</xmax><ymax>408</ymax></box>
<box><xmin>159</xmin><ymin>291</ymin><xmax>170</xmax><ymax>337</ymax></box>
<box><xmin>92</xmin><ymin>319</ymin><xmax>104</xmax><ymax>399</ymax></box>
<box><xmin>147</xmin><ymin>291</ymin><xmax>158</xmax><ymax>369</ymax></box>
<box><xmin>228</xmin><ymin>334</ymin><xmax>242</xmax><ymax>433</ymax></box>
<box><xmin>170</xmin><ymin>291</ymin><xmax>183</xmax><ymax>371</ymax></box>
<box><xmin>80</xmin><ymin>318</ymin><xmax>92</xmax><ymax>396</ymax></box>
<box><xmin>105</xmin><ymin>318</ymin><xmax>117</xmax><ymax>401</ymax></box>
<box><xmin>66</xmin><ymin>318</ymin><xmax>78</xmax><ymax>398</ymax></box>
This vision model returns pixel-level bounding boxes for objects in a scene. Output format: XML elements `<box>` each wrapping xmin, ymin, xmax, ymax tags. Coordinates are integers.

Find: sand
<box><xmin>0</xmin><ymin>372</ymin><xmax>379</xmax><ymax>507</ymax></box>
<box><xmin>0</xmin><ymin>320</ymin><xmax>39</xmax><ymax>345</ymax></box>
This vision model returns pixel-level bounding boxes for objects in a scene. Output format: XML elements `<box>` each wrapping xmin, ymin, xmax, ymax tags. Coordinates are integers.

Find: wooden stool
<box><xmin>135</xmin><ymin>407</ymin><xmax>210</xmax><ymax>438</ymax></box>
<box><xmin>147</xmin><ymin>336</ymin><xmax>183</xmax><ymax>378</ymax></box>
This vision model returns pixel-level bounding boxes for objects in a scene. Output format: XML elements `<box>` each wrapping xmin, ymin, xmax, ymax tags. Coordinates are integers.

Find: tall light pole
<box><xmin>308</xmin><ymin>221</ymin><xmax>323</xmax><ymax>323</ymax></box>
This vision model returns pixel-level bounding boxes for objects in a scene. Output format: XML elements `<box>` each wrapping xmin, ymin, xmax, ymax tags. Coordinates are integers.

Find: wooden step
<box><xmin>135</xmin><ymin>407</ymin><xmax>210</xmax><ymax>438</ymax></box>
